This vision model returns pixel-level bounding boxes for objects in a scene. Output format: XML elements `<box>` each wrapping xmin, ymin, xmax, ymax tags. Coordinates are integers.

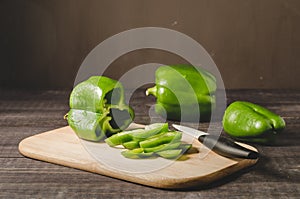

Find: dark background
<box><xmin>1</xmin><ymin>0</ymin><xmax>299</xmax><ymax>89</ymax></box>
<box><xmin>0</xmin><ymin>1</ymin><xmax>299</xmax><ymax>197</ymax></box>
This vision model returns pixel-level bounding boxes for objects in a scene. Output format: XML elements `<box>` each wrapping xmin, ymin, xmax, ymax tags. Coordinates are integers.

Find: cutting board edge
<box><xmin>19</xmin><ymin>142</ymin><xmax>257</xmax><ymax>189</ymax></box>
<box><xmin>18</xmin><ymin>127</ymin><xmax>259</xmax><ymax>189</ymax></box>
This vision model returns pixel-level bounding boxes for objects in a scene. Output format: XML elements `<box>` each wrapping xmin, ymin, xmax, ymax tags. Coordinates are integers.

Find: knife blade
<box><xmin>172</xmin><ymin>124</ymin><xmax>259</xmax><ymax>159</ymax></box>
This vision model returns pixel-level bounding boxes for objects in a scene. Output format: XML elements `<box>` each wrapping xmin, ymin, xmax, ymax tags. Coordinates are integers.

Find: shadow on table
<box><xmin>173</xmin><ymin>153</ymin><xmax>296</xmax><ymax>191</ymax></box>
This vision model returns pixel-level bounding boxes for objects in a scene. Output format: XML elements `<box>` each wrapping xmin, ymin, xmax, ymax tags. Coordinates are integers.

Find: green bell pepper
<box><xmin>222</xmin><ymin>101</ymin><xmax>286</xmax><ymax>144</ymax></box>
<box><xmin>67</xmin><ymin>76</ymin><xmax>134</xmax><ymax>141</ymax></box>
<box><xmin>146</xmin><ymin>65</ymin><xmax>216</xmax><ymax>121</ymax></box>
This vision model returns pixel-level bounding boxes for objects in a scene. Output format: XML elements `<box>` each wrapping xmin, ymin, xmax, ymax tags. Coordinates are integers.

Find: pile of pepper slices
<box><xmin>105</xmin><ymin>123</ymin><xmax>191</xmax><ymax>159</ymax></box>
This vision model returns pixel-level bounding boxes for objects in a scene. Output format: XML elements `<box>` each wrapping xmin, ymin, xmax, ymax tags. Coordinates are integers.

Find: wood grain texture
<box><xmin>18</xmin><ymin>125</ymin><xmax>258</xmax><ymax>189</ymax></box>
<box><xmin>0</xmin><ymin>89</ymin><xmax>299</xmax><ymax>198</ymax></box>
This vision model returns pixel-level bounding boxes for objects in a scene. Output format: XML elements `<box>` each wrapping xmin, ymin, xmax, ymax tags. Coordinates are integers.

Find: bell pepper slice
<box><xmin>104</xmin><ymin>129</ymin><xmax>142</xmax><ymax>146</ymax></box>
<box><xmin>139</xmin><ymin>131</ymin><xmax>182</xmax><ymax>148</ymax></box>
<box><xmin>143</xmin><ymin>142</ymin><xmax>181</xmax><ymax>153</ymax></box>
<box><xmin>121</xmin><ymin>148</ymin><xmax>154</xmax><ymax>159</ymax></box>
<box><xmin>131</xmin><ymin>123</ymin><xmax>169</xmax><ymax>140</ymax></box>
<box><xmin>178</xmin><ymin>143</ymin><xmax>192</xmax><ymax>152</ymax></box>
<box><xmin>105</xmin><ymin>123</ymin><xmax>169</xmax><ymax>146</ymax></box>
<box><xmin>156</xmin><ymin>149</ymin><xmax>183</xmax><ymax>159</ymax></box>
<box><xmin>122</xmin><ymin>140</ymin><xmax>140</xmax><ymax>150</ymax></box>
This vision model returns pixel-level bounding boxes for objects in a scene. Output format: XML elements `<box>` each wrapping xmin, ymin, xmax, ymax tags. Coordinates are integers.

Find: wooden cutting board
<box><xmin>18</xmin><ymin>124</ymin><xmax>258</xmax><ymax>189</ymax></box>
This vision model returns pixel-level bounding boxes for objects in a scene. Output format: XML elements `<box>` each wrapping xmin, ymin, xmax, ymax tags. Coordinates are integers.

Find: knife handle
<box><xmin>198</xmin><ymin>135</ymin><xmax>259</xmax><ymax>159</ymax></box>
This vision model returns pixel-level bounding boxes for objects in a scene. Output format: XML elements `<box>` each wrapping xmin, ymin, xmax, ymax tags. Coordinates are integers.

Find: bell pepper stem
<box><xmin>145</xmin><ymin>86</ymin><xmax>157</xmax><ymax>97</ymax></box>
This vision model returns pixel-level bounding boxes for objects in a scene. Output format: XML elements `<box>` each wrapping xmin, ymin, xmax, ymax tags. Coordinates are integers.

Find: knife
<box><xmin>172</xmin><ymin>124</ymin><xmax>259</xmax><ymax>159</ymax></box>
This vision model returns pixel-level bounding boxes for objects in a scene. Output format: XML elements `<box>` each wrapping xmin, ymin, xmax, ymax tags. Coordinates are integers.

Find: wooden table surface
<box><xmin>1</xmin><ymin>89</ymin><xmax>299</xmax><ymax>198</ymax></box>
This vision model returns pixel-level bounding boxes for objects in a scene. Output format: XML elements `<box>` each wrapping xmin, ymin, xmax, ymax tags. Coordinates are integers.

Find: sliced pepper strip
<box><xmin>131</xmin><ymin>123</ymin><xmax>169</xmax><ymax>140</ymax></box>
<box><xmin>123</xmin><ymin>141</ymin><xmax>140</xmax><ymax>150</ymax></box>
<box><xmin>143</xmin><ymin>142</ymin><xmax>181</xmax><ymax>153</ymax></box>
<box><xmin>156</xmin><ymin>149</ymin><xmax>182</xmax><ymax>159</ymax></box>
<box><xmin>139</xmin><ymin>131</ymin><xmax>182</xmax><ymax>148</ymax></box>
<box><xmin>104</xmin><ymin>129</ymin><xmax>142</xmax><ymax>147</ymax></box>
<box><xmin>121</xmin><ymin>148</ymin><xmax>154</xmax><ymax>159</ymax></box>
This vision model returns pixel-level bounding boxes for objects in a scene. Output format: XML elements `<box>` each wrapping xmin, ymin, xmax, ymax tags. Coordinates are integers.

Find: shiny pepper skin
<box><xmin>146</xmin><ymin>65</ymin><xmax>217</xmax><ymax>122</ymax></box>
<box><xmin>67</xmin><ymin>76</ymin><xmax>134</xmax><ymax>141</ymax></box>
<box><xmin>222</xmin><ymin>101</ymin><xmax>285</xmax><ymax>144</ymax></box>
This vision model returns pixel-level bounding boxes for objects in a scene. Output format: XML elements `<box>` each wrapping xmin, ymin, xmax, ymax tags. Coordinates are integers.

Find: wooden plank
<box><xmin>0</xmin><ymin>157</ymin><xmax>298</xmax><ymax>199</ymax></box>
<box><xmin>1</xmin><ymin>156</ymin><xmax>298</xmax><ymax>183</ymax></box>
<box><xmin>1</xmin><ymin>89</ymin><xmax>300</xmax><ymax>197</ymax></box>
<box><xmin>18</xmin><ymin>125</ymin><xmax>258</xmax><ymax>189</ymax></box>
<box><xmin>0</xmin><ymin>182</ymin><xmax>298</xmax><ymax>199</ymax></box>
<box><xmin>1</xmin><ymin>156</ymin><xmax>299</xmax><ymax>197</ymax></box>
<box><xmin>1</xmin><ymin>113</ymin><xmax>299</xmax><ymax>158</ymax></box>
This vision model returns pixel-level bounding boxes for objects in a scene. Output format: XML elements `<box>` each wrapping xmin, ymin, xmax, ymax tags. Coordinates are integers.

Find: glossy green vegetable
<box><xmin>121</xmin><ymin>148</ymin><xmax>154</xmax><ymax>159</ymax></box>
<box><xmin>121</xmin><ymin>148</ymin><xmax>144</xmax><ymax>159</ymax></box>
<box><xmin>139</xmin><ymin>131</ymin><xmax>182</xmax><ymax>148</ymax></box>
<box><xmin>223</xmin><ymin>101</ymin><xmax>286</xmax><ymax>143</ymax></box>
<box><xmin>143</xmin><ymin>142</ymin><xmax>181</xmax><ymax>153</ymax></box>
<box><xmin>146</xmin><ymin>65</ymin><xmax>216</xmax><ymax>122</ymax></box>
<box><xmin>67</xmin><ymin>76</ymin><xmax>134</xmax><ymax>141</ymax></box>
<box><xmin>178</xmin><ymin>143</ymin><xmax>192</xmax><ymax>152</ymax></box>
<box><xmin>156</xmin><ymin>149</ymin><xmax>183</xmax><ymax>159</ymax></box>
<box><xmin>104</xmin><ymin>123</ymin><xmax>168</xmax><ymax>146</ymax></box>
<box><xmin>105</xmin><ymin>123</ymin><xmax>191</xmax><ymax>159</ymax></box>
<box><xmin>122</xmin><ymin>140</ymin><xmax>140</xmax><ymax>150</ymax></box>
<box><xmin>131</xmin><ymin>123</ymin><xmax>169</xmax><ymax>140</ymax></box>
<box><xmin>105</xmin><ymin>129</ymin><xmax>141</xmax><ymax>147</ymax></box>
